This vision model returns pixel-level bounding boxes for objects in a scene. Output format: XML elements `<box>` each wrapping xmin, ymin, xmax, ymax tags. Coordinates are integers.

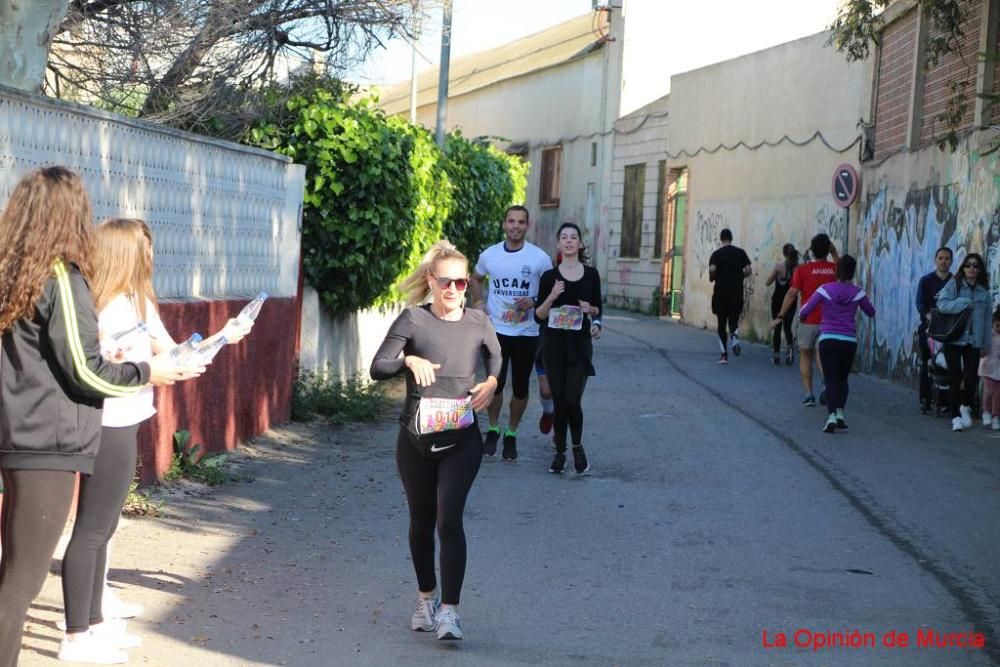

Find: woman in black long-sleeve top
<box><xmin>370</xmin><ymin>240</ymin><xmax>500</xmax><ymax>642</ymax></box>
<box><xmin>535</xmin><ymin>223</ymin><xmax>602</xmax><ymax>475</ymax></box>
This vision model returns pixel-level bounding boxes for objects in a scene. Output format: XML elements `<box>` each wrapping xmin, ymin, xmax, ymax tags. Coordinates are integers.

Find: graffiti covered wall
<box><xmin>857</xmin><ymin>134</ymin><xmax>998</xmax><ymax>378</ymax></box>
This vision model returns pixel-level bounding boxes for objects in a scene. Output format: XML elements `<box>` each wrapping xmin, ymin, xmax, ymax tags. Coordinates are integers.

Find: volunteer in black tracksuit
<box><xmin>371</xmin><ymin>240</ymin><xmax>500</xmax><ymax>642</ymax></box>
<box><xmin>0</xmin><ymin>167</ymin><xmax>197</xmax><ymax>666</ymax></box>
<box><xmin>535</xmin><ymin>223</ymin><xmax>602</xmax><ymax>476</ymax></box>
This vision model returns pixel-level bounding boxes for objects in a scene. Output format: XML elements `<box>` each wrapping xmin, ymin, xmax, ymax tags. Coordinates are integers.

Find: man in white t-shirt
<box><xmin>471</xmin><ymin>205</ymin><xmax>553</xmax><ymax>461</ymax></box>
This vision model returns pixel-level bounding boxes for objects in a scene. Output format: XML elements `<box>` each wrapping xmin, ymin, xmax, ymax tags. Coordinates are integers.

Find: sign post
<box><xmin>832</xmin><ymin>163</ymin><xmax>859</xmax><ymax>254</ymax></box>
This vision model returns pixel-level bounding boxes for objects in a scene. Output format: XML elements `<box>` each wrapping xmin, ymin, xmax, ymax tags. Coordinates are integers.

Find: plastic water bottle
<box><xmin>236</xmin><ymin>292</ymin><xmax>268</xmax><ymax>328</ymax></box>
<box><xmin>109</xmin><ymin>322</ymin><xmax>147</xmax><ymax>348</ymax></box>
<box><xmin>192</xmin><ymin>336</ymin><xmax>227</xmax><ymax>365</ymax></box>
<box><xmin>168</xmin><ymin>333</ymin><xmax>203</xmax><ymax>365</ymax></box>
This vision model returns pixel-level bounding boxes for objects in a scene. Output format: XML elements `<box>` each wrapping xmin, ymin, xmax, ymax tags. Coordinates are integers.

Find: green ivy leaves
<box><xmin>251</xmin><ymin>87</ymin><xmax>527</xmax><ymax>318</ymax></box>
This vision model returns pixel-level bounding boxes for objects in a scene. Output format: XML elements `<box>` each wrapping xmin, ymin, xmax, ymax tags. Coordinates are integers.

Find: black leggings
<box><xmin>542</xmin><ymin>340</ymin><xmax>591</xmax><ymax>449</ymax></box>
<box><xmin>944</xmin><ymin>344</ymin><xmax>980</xmax><ymax>418</ymax></box>
<box><xmin>0</xmin><ymin>469</ymin><xmax>76</xmax><ymax>667</ymax></box>
<box><xmin>771</xmin><ymin>288</ymin><xmax>793</xmax><ymax>353</ymax></box>
<box><xmin>818</xmin><ymin>338</ymin><xmax>857</xmax><ymax>414</ymax></box>
<box><xmin>396</xmin><ymin>428</ymin><xmax>481</xmax><ymax>605</ymax></box>
<box><xmin>62</xmin><ymin>424</ymin><xmax>139</xmax><ymax>633</ymax></box>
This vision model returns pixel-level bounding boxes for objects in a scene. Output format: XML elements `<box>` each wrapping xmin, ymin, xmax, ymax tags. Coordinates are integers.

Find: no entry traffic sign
<box><xmin>832</xmin><ymin>163</ymin><xmax>859</xmax><ymax>209</ymax></box>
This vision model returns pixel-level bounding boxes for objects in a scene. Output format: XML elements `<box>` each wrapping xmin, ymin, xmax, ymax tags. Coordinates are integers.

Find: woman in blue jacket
<box><xmin>936</xmin><ymin>252</ymin><xmax>993</xmax><ymax>432</ymax></box>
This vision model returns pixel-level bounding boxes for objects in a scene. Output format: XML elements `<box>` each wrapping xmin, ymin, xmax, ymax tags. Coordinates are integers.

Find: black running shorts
<box><xmin>495</xmin><ymin>334</ymin><xmax>538</xmax><ymax>399</ymax></box>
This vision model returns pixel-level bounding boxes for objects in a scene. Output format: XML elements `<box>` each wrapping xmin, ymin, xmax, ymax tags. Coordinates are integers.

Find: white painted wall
<box><xmin>0</xmin><ymin>84</ymin><xmax>305</xmax><ymax>299</ymax></box>
<box><xmin>298</xmin><ymin>287</ymin><xmax>404</xmax><ymax>378</ymax></box>
<box><xmin>607</xmin><ymin>31</ymin><xmax>870</xmax><ymax>341</ymax></box>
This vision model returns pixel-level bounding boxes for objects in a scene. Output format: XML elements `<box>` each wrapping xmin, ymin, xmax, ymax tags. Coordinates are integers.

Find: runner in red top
<box><xmin>771</xmin><ymin>233</ymin><xmax>838</xmax><ymax>406</ymax></box>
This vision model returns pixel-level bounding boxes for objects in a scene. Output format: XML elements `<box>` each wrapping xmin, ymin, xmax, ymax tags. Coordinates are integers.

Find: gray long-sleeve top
<box><xmin>371</xmin><ymin>305</ymin><xmax>502</xmax><ymax>427</ymax></box>
<box><xmin>935</xmin><ymin>278</ymin><xmax>993</xmax><ymax>351</ymax></box>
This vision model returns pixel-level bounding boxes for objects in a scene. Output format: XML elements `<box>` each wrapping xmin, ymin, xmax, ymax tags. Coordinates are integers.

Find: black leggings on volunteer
<box><xmin>62</xmin><ymin>424</ymin><xmax>139</xmax><ymax>633</ymax></box>
<box><xmin>0</xmin><ymin>469</ymin><xmax>77</xmax><ymax>667</ymax></box>
<box><xmin>396</xmin><ymin>427</ymin><xmax>482</xmax><ymax>605</ymax></box>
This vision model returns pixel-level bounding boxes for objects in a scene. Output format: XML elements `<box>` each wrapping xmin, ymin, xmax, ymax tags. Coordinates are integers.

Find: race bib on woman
<box><xmin>416</xmin><ymin>397</ymin><xmax>475</xmax><ymax>435</ymax></box>
<box><xmin>548</xmin><ymin>305</ymin><xmax>584</xmax><ymax>331</ymax></box>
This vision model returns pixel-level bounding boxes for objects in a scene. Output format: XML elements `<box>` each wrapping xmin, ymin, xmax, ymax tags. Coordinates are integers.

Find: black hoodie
<box><xmin>0</xmin><ymin>261</ymin><xmax>150</xmax><ymax>475</ymax></box>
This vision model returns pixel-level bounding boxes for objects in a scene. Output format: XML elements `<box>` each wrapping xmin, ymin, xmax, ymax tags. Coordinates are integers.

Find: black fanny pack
<box><xmin>404</xmin><ymin>379</ymin><xmax>481</xmax><ymax>459</ymax></box>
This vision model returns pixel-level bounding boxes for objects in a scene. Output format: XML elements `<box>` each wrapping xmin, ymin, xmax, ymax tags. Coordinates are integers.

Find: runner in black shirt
<box><xmin>371</xmin><ymin>240</ymin><xmax>501</xmax><ymax>642</ymax></box>
<box><xmin>535</xmin><ymin>223</ymin><xmax>602</xmax><ymax>475</ymax></box>
<box><xmin>708</xmin><ymin>228</ymin><xmax>752</xmax><ymax>364</ymax></box>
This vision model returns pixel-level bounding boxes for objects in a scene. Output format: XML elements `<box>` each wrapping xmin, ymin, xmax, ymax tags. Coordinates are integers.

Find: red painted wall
<box><xmin>136</xmin><ymin>296</ymin><xmax>297</xmax><ymax>483</ymax></box>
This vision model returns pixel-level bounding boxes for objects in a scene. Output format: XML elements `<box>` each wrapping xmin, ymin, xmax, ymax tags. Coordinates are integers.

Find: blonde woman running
<box><xmin>371</xmin><ymin>241</ymin><xmax>501</xmax><ymax>641</ymax></box>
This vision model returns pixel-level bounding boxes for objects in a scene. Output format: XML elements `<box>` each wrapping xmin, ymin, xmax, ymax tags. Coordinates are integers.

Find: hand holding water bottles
<box><xmin>219</xmin><ymin>318</ymin><xmax>251</xmax><ymax>344</ymax></box>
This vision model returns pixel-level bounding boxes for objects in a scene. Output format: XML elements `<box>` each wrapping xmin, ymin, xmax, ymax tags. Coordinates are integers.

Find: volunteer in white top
<box><xmin>58</xmin><ymin>218</ymin><xmax>249</xmax><ymax>664</ymax></box>
<box><xmin>470</xmin><ymin>205</ymin><xmax>553</xmax><ymax>461</ymax></box>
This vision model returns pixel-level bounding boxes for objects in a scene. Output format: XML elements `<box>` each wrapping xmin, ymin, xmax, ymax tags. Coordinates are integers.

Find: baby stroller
<box><xmin>924</xmin><ymin>337</ymin><xmax>950</xmax><ymax>417</ymax></box>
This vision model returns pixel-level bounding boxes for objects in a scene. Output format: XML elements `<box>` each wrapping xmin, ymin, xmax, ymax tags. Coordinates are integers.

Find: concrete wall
<box><xmin>612</xmin><ymin>32</ymin><xmax>869</xmax><ymax>340</ymax></box>
<box><xmin>857</xmin><ymin>129</ymin><xmax>1000</xmax><ymax>379</ymax></box>
<box><xmin>0</xmin><ymin>84</ymin><xmax>305</xmax><ymax>479</ymax></box>
<box><xmin>298</xmin><ymin>286</ymin><xmax>403</xmax><ymax>379</ymax></box>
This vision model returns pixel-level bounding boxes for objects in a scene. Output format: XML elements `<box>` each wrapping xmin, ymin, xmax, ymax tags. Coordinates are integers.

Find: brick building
<box><xmin>857</xmin><ymin>0</ymin><xmax>1000</xmax><ymax>378</ymax></box>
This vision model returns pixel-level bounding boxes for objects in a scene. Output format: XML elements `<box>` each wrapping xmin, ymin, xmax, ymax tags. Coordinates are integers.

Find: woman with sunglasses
<box><xmin>936</xmin><ymin>252</ymin><xmax>993</xmax><ymax>432</ymax></box>
<box><xmin>534</xmin><ymin>223</ymin><xmax>602</xmax><ymax>475</ymax></box>
<box><xmin>370</xmin><ymin>240</ymin><xmax>500</xmax><ymax>642</ymax></box>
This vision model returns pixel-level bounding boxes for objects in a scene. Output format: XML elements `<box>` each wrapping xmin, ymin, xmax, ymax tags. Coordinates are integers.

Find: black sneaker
<box><xmin>483</xmin><ymin>430</ymin><xmax>500</xmax><ymax>456</ymax></box>
<box><xmin>819</xmin><ymin>389</ymin><xmax>827</xmax><ymax>405</ymax></box>
<box><xmin>572</xmin><ymin>445</ymin><xmax>589</xmax><ymax>474</ymax></box>
<box><xmin>772</xmin><ymin>354</ymin><xmax>780</xmax><ymax>365</ymax></box>
<box><xmin>502</xmin><ymin>434</ymin><xmax>517</xmax><ymax>461</ymax></box>
<box><xmin>549</xmin><ymin>452</ymin><xmax>565</xmax><ymax>474</ymax></box>
<box><xmin>785</xmin><ymin>349</ymin><xmax>794</xmax><ymax>365</ymax></box>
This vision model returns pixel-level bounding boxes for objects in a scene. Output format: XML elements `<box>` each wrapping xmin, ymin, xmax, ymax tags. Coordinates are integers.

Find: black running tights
<box><xmin>62</xmin><ymin>424</ymin><xmax>138</xmax><ymax>633</ymax></box>
<box><xmin>771</xmin><ymin>291</ymin><xmax>794</xmax><ymax>353</ymax></box>
<box><xmin>944</xmin><ymin>344</ymin><xmax>980</xmax><ymax>419</ymax></box>
<box><xmin>818</xmin><ymin>338</ymin><xmax>857</xmax><ymax>414</ymax></box>
<box><xmin>396</xmin><ymin>428</ymin><xmax>481</xmax><ymax>605</ymax></box>
<box><xmin>0</xmin><ymin>469</ymin><xmax>76</xmax><ymax>667</ymax></box>
<box><xmin>542</xmin><ymin>344</ymin><xmax>590</xmax><ymax>449</ymax></box>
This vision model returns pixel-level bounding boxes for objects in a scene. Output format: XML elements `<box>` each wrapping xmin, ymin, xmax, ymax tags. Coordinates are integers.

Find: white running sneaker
<box><xmin>960</xmin><ymin>405</ymin><xmax>973</xmax><ymax>429</ymax></box>
<box><xmin>435</xmin><ymin>607</ymin><xmax>463</xmax><ymax>641</ymax></box>
<box><xmin>104</xmin><ymin>588</ymin><xmax>143</xmax><ymax>620</ymax></box>
<box><xmin>90</xmin><ymin>619</ymin><xmax>141</xmax><ymax>650</ymax></box>
<box><xmin>410</xmin><ymin>597</ymin><xmax>437</xmax><ymax>632</ymax></box>
<box><xmin>992</xmin><ymin>416</ymin><xmax>1000</xmax><ymax>431</ymax></box>
<box><xmin>952</xmin><ymin>416</ymin><xmax>964</xmax><ymax>432</ymax></box>
<box><xmin>58</xmin><ymin>631</ymin><xmax>128</xmax><ymax>664</ymax></box>
<box><xmin>984</xmin><ymin>411</ymin><xmax>992</xmax><ymax>427</ymax></box>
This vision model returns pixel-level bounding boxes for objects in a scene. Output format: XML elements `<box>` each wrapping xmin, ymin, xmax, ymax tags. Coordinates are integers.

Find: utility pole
<box><xmin>434</xmin><ymin>0</ymin><xmax>453</xmax><ymax>147</ymax></box>
<box><xmin>408</xmin><ymin>1</ymin><xmax>421</xmax><ymax>123</ymax></box>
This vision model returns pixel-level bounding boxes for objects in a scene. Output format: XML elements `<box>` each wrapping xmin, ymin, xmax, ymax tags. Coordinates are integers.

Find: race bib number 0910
<box><xmin>548</xmin><ymin>305</ymin><xmax>584</xmax><ymax>331</ymax></box>
<box><xmin>417</xmin><ymin>397</ymin><xmax>475</xmax><ymax>434</ymax></box>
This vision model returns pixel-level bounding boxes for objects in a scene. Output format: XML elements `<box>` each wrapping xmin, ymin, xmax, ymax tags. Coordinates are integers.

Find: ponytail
<box><xmin>398</xmin><ymin>240</ymin><xmax>468</xmax><ymax>306</ymax></box>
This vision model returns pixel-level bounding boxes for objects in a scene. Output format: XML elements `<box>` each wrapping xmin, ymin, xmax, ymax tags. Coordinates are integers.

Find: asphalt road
<box><xmin>21</xmin><ymin>310</ymin><xmax>1000</xmax><ymax>666</ymax></box>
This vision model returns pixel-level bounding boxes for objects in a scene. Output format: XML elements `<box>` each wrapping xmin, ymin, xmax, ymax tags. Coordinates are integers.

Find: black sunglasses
<box><xmin>964</xmin><ymin>262</ymin><xmax>981</xmax><ymax>269</ymax></box>
<box><xmin>433</xmin><ymin>276</ymin><xmax>469</xmax><ymax>290</ymax></box>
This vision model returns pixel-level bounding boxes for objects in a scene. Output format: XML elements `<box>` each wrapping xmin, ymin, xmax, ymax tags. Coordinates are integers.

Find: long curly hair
<box><xmin>0</xmin><ymin>167</ymin><xmax>96</xmax><ymax>332</ymax></box>
<box><xmin>92</xmin><ymin>218</ymin><xmax>158</xmax><ymax>321</ymax></box>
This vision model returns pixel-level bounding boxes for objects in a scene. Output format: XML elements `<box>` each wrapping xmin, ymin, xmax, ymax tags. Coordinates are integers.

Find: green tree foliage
<box><xmin>829</xmin><ymin>0</ymin><xmax>972</xmax><ymax>150</ymax></box>
<box><xmin>248</xmin><ymin>86</ymin><xmax>527</xmax><ymax>318</ymax></box>
<box><xmin>442</xmin><ymin>132</ymin><xmax>529</xmax><ymax>260</ymax></box>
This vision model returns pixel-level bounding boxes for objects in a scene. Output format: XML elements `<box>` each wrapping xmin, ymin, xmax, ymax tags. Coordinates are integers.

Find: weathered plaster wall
<box><xmin>857</xmin><ymin>130</ymin><xmax>1000</xmax><ymax>378</ymax></box>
